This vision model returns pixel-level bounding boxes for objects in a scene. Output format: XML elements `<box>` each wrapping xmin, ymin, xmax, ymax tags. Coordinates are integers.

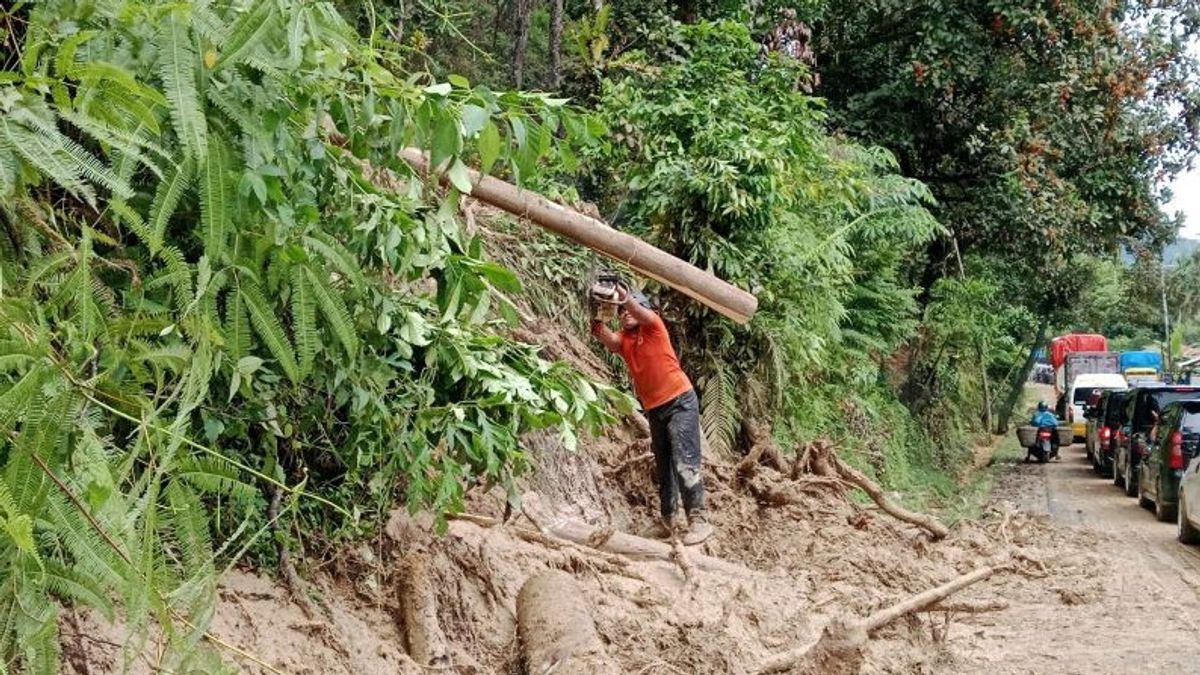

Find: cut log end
<box><xmin>517</xmin><ymin>571</ymin><xmax>619</xmax><ymax>675</ymax></box>
<box><xmin>397</xmin><ymin>554</ymin><xmax>451</xmax><ymax>667</ymax></box>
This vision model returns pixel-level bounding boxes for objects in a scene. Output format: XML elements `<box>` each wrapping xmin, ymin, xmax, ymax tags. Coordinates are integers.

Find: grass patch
<box><xmin>937</xmin><ymin>433</ymin><xmax>1023</xmax><ymax>526</ymax></box>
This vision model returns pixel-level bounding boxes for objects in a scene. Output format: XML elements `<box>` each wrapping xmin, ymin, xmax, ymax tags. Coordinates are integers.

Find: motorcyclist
<box><xmin>1028</xmin><ymin>401</ymin><xmax>1060</xmax><ymax>461</ymax></box>
<box><xmin>1030</xmin><ymin>401</ymin><xmax>1058</xmax><ymax>428</ymax></box>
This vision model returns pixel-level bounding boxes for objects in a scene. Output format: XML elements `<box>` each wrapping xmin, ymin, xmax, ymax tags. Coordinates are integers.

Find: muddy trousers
<box><xmin>646</xmin><ymin>389</ymin><xmax>706</xmax><ymax>521</ymax></box>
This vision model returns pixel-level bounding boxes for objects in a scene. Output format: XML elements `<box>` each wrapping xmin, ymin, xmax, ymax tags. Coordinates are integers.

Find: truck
<box><xmin>1119</xmin><ymin>350</ymin><xmax>1164</xmax><ymax>386</ymax></box>
<box><xmin>1050</xmin><ymin>334</ymin><xmax>1125</xmax><ymax>440</ymax></box>
<box><xmin>1050</xmin><ymin>334</ymin><xmax>1118</xmax><ymax>394</ymax></box>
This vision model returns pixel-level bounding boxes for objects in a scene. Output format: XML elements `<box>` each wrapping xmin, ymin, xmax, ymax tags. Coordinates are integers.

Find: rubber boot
<box><xmin>682</xmin><ymin>511</ymin><xmax>714</xmax><ymax>546</ymax></box>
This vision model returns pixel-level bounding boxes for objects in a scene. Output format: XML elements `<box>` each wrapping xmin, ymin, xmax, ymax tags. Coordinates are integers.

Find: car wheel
<box><xmin>1124</xmin><ymin>458</ymin><xmax>1138</xmax><ymax>497</ymax></box>
<box><xmin>1156</xmin><ymin>498</ymin><xmax>1176</xmax><ymax>523</ymax></box>
<box><xmin>1180</xmin><ymin>497</ymin><xmax>1200</xmax><ymax>545</ymax></box>
<box><xmin>1139</xmin><ymin>484</ymin><xmax>1154</xmax><ymax>510</ymax></box>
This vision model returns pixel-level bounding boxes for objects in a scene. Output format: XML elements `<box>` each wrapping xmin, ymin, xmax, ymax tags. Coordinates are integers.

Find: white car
<box><xmin>1067</xmin><ymin>373</ymin><xmax>1128</xmax><ymax>441</ymax></box>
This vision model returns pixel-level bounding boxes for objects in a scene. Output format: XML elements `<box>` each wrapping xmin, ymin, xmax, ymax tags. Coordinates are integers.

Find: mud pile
<box><xmin>66</xmin><ymin>421</ymin><xmax>1083</xmax><ymax>675</ymax></box>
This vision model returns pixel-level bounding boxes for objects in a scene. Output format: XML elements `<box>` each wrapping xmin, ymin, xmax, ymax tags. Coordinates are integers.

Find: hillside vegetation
<box><xmin>1</xmin><ymin>0</ymin><xmax>1199</xmax><ymax>671</ymax></box>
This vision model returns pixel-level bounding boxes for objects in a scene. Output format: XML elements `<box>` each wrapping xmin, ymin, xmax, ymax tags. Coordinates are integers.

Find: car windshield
<box><xmin>1149</xmin><ymin>390</ymin><xmax>1200</xmax><ymax>414</ymax></box>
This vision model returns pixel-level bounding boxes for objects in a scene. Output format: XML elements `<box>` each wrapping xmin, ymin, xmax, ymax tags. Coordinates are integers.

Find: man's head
<box><xmin>619</xmin><ymin>290</ymin><xmax>654</xmax><ymax>330</ymax></box>
<box><xmin>1037</xmin><ymin>401</ymin><xmax>1048</xmax><ymax>413</ymax></box>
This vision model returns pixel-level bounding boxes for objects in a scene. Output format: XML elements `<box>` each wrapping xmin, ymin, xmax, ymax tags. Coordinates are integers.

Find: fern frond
<box><xmin>175</xmin><ymin>457</ymin><xmax>256</xmax><ymax>501</ymax></box>
<box><xmin>291</xmin><ymin>266</ymin><xmax>317</xmax><ymax>378</ymax></box>
<box><xmin>41</xmin><ymin>560</ymin><xmax>115</xmax><ymax>620</ymax></box>
<box><xmin>158</xmin><ymin>12</ymin><xmax>208</xmax><ymax>160</ymax></box>
<box><xmin>59</xmin><ymin>110</ymin><xmax>169</xmax><ymax>179</ymax></box>
<box><xmin>303</xmin><ymin>232</ymin><xmax>366</xmax><ymax>290</ymax></box>
<box><xmin>53</xmin><ymin>30</ymin><xmax>100</xmax><ymax>78</ymax></box>
<box><xmin>207</xmin><ymin>80</ymin><xmax>260</xmax><ymax>138</ymax></box>
<box><xmin>150</xmin><ymin>157</ymin><xmax>194</xmax><ymax>245</ymax></box>
<box><xmin>6</xmin><ymin>108</ymin><xmax>134</xmax><ymax>200</ymax></box>
<box><xmin>699</xmin><ymin>361</ymin><xmax>739</xmax><ymax>461</ymax></box>
<box><xmin>239</xmin><ymin>280</ymin><xmax>300</xmax><ymax>383</ymax></box>
<box><xmin>110</xmin><ymin>199</ymin><xmax>194</xmax><ymax>304</ymax></box>
<box><xmin>199</xmin><ymin>135</ymin><xmax>231</xmax><ymax>261</ymax></box>
<box><xmin>223</xmin><ymin>288</ymin><xmax>252</xmax><ymax>364</ymax></box>
<box><xmin>304</xmin><ymin>264</ymin><xmax>357</xmax><ymax>356</ymax></box>
<box><xmin>0</xmin><ymin>366</ymin><xmax>51</xmax><ymax>441</ymax></box>
<box><xmin>46</xmin><ymin>490</ymin><xmax>128</xmax><ymax>587</ymax></box>
<box><xmin>217</xmin><ymin>0</ymin><xmax>279</xmax><ymax>68</ymax></box>
<box><xmin>164</xmin><ymin>481</ymin><xmax>213</xmax><ymax>579</ymax></box>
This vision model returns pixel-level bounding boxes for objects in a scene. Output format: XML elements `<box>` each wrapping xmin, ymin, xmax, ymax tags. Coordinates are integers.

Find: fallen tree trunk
<box><xmin>757</xmin><ymin>564</ymin><xmax>1005</xmax><ymax>675</ymax></box>
<box><xmin>400</xmin><ymin>148</ymin><xmax>758</xmax><ymax>324</ymax></box>
<box><xmin>397</xmin><ymin>554</ymin><xmax>451</xmax><ymax>666</ymax></box>
<box><xmin>517</xmin><ymin>571</ymin><xmax>619</xmax><ymax>675</ymax></box>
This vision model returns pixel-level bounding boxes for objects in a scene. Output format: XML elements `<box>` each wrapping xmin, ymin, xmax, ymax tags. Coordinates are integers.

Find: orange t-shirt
<box><xmin>619</xmin><ymin>313</ymin><xmax>693</xmax><ymax>411</ymax></box>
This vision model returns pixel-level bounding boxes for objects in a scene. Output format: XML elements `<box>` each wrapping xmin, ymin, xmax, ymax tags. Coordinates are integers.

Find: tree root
<box><xmin>603</xmin><ymin>450</ymin><xmax>653</xmax><ymax>477</ymax></box>
<box><xmin>268</xmin><ymin>485</ymin><xmax>315</xmax><ymax>618</ymax></box>
<box><xmin>448</xmin><ymin>512</ymin><xmax>649</xmax><ymax>583</ymax></box>
<box><xmin>669</xmin><ymin>536</ymin><xmax>698</xmax><ymax>591</ymax></box>
<box><xmin>757</xmin><ymin>564</ymin><xmax>1006</xmax><ymax>674</ymax></box>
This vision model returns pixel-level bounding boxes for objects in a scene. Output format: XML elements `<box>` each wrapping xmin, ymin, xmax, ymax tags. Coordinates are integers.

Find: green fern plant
<box><xmin>0</xmin><ymin>1</ymin><xmax>622</xmax><ymax>671</ymax></box>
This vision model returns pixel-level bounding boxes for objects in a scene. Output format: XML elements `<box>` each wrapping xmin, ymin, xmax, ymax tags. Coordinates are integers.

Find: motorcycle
<box><xmin>1028</xmin><ymin>426</ymin><xmax>1059</xmax><ymax>463</ymax></box>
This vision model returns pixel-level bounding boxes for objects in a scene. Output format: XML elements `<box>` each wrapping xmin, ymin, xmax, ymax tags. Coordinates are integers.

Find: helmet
<box><xmin>628</xmin><ymin>288</ymin><xmax>654</xmax><ymax>311</ymax></box>
<box><xmin>1037</xmin><ymin>401</ymin><xmax>1048</xmax><ymax>412</ymax></box>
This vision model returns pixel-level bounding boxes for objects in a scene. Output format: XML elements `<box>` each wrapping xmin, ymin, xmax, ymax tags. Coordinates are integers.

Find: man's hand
<box><xmin>590</xmin><ymin>318</ymin><xmax>621</xmax><ymax>354</ymax></box>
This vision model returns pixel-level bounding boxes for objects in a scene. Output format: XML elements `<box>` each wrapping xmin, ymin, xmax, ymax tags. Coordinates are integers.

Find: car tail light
<box><xmin>1100</xmin><ymin>426</ymin><xmax>1112</xmax><ymax>442</ymax></box>
<box><xmin>1170</xmin><ymin>431</ymin><xmax>1185</xmax><ymax>470</ymax></box>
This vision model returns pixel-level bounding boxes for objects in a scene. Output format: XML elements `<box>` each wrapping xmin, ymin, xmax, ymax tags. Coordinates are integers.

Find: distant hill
<box><xmin>1166</xmin><ymin>237</ymin><xmax>1200</xmax><ymax>265</ymax></box>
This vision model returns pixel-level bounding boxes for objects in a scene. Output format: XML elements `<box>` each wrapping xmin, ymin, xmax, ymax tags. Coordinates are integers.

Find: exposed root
<box><xmin>448</xmin><ymin>512</ymin><xmax>649</xmax><ymax>583</ymax></box>
<box><xmin>921</xmin><ymin>598</ymin><xmax>1010</xmax><ymax>614</ymax></box>
<box><xmin>669</xmin><ymin>536</ymin><xmax>698</xmax><ymax>591</ymax></box>
<box><xmin>268</xmin><ymin>485</ymin><xmax>314</xmax><ymax>618</ymax></box>
<box><xmin>603</xmin><ymin>450</ymin><xmax>653</xmax><ymax>477</ymax></box>
<box><xmin>757</xmin><ymin>564</ymin><xmax>1006</xmax><ymax>674</ymax></box>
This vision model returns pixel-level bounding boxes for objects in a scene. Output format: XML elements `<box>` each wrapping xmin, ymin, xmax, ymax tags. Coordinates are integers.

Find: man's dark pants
<box><xmin>646</xmin><ymin>388</ymin><xmax>706</xmax><ymax>520</ymax></box>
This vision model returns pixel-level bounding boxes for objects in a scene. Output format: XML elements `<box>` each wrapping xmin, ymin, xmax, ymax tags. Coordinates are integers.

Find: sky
<box><xmin>1165</xmin><ymin>167</ymin><xmax>1200</xmax><ymax>240</ymax></box>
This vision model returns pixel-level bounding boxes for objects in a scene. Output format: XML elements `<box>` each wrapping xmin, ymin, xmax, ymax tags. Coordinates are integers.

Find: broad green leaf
<box><xmin>478</xmin><ymin>120</ymin><xmax>501</xmax><ymax>175</ymax></box>
<box><xmin>430</xmin><ymin>112</ymin><xmax>460</xmax><ymax>171</ymax></box>
<box><xmin>447</xmin><ymin>159</ymin><xmax>473</xmax><ymax>194</ymax></box>
<box><xmin>461</xmin><ymin>105</ymin><xmax>489</xmax><ymax>137</ymax></box>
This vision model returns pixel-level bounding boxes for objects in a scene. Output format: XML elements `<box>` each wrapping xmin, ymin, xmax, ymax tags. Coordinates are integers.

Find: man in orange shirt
<box><xmin>591</xmin><ymin>285</ymin><xmax>712</xmax><ymax>545</ymax></box>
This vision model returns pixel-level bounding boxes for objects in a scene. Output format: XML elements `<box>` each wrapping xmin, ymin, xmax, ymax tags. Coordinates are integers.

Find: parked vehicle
<box><xmin>1114</xmin><ymin>385</ymin><xmax>1200</xmax><ymax>497</ymax></box>
<box><xmin>1120</xmin><ymin>350</ymin><xmax>1164</xmax><ymax>385</ymax></box>
<box><xmin>1067</xmin><ymin>372</ymin><xmax>1127</xmax><ymax>442</ymax></box>
<box><xmin>1137</xmin><ymin>400</ymin><xmax>1200</xmax><ymax>521</ymax></box>
<box><xmin>1177</xmin><ymin>451</ymin><xmax>1200</xmax><ymax>544</ymax></box>
<box><xmin>1090</xmin><ymin>390</ymin><xmax>1130</xmax><ymax>477</ymax></box>
<box><xmin>1032</xmin><ymin>363</ymin><xmax>1054</xmax><ymax>384</ymax></box>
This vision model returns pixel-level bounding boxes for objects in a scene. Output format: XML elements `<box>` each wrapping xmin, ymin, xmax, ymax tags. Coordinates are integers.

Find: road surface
<box><xmin>938</xmin><ymin>441</ymin><xmax>1200</xmax><ymax>674</ymax></box>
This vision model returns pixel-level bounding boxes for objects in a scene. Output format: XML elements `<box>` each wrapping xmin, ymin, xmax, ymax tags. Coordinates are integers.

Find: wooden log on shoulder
<box><xmin>400</xmin><ymin>148</ymin><xmax>758</xmax><ymax>324</ymax></box>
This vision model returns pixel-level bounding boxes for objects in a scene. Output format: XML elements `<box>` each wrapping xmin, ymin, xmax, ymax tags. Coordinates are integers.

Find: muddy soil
<box><xmin>63</xmin><ymin>383</ymin><xmax>1200</xmax><ymax>674</ymax></box>
<box><xmin>937</xmin><ymin>441</ymin><xmax>1200</xmax><ymax>674</ymax></box>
